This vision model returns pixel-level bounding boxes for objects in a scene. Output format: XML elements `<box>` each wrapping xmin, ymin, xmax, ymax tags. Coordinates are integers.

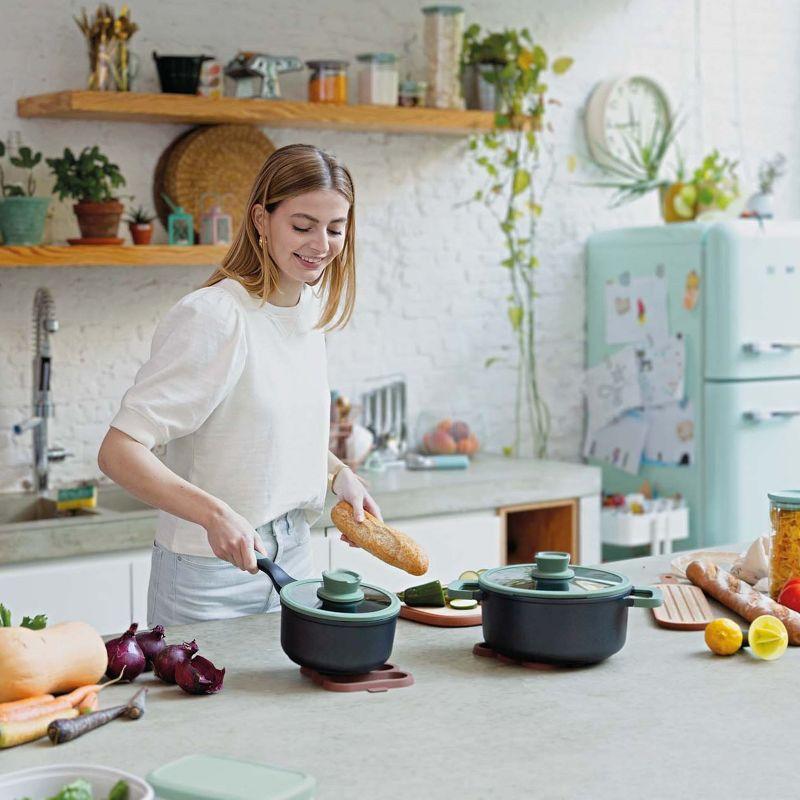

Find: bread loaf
<box><xmin>686</xmin><ymin>560</ymin><xmax>800</xmax><ymax>645</ymax></box>
<box><xmin>331</xmin><ymin>501</ymin><xmax>429</xmax><ymax>576</ymax></box>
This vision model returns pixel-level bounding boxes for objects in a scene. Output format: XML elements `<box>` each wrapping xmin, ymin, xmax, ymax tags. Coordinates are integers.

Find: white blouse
<box><xmin>110</xmin><ymin>277</ymin><xmax>330</xmax><ymax>556</ymax></box>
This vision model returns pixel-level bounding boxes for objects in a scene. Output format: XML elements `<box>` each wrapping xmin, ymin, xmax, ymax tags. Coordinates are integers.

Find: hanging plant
<box><xmin>466</xmin><ymin>26</ymin><xmax>573</xmax><ymax>458</ymax></box>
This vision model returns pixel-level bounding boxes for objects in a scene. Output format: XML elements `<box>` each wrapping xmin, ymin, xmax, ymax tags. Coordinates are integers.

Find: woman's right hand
<box><xmin>204</xmin><ymin>504</ymin><xmax>267</xmax><ymax>574</ymax></box>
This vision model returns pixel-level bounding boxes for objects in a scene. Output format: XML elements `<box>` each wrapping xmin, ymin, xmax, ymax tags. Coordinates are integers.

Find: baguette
<box><xmin>686</xmin><ymin>560</ymin><xmax>800</xmax><ymax>645</ymax></box>
<box><xmin>331</xmin><ymin>501</ymin><xmax>429</xmax><ymax>576</ymax></box>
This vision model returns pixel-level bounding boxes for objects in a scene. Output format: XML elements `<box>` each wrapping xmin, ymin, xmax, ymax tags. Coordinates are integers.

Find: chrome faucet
<box><xmin>13</xmin><ymin>288</ymin><xmax>72</xmax><ymax>491</ymax></box>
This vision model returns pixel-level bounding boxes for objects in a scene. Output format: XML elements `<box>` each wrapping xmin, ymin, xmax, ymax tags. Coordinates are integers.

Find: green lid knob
<box><xmin>317</xmin><ymin>569</ymin><xmax>365</xmax><ymax>604</ymax></box>
<box><xmin>531</xmin><ymin>551</ymin><xmax>575</xmax><ymax>581</ymax></box>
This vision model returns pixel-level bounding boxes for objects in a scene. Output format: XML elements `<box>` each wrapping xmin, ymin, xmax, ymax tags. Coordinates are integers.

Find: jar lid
<box><xmin>305</xmin><ymin>59</ymin><xmax>349</xmax><ymax>70</ymax></box>
<box><xmin>422</xmin><ymin>5</ymin><xmax>465</xmax><ymax>14</ymax></box>
<box><xmin>399</xmin><ymin>79</ymin><xmax>426</xmax><ymax>92</ymax></box>
<box><xmin>768</xmin><ymin>490</ymin><xmax>800</xmax><ymax>509</ymax></box>
<box><xmin>356</xmin><ymin>53</ymin><xmax>397</xmax><ymax>64</ymax></box>
<box><xmin>479</xmin><ymin>551</ymin><xmax>632</xmax><ymax>600</ymax></box>
<box><xmin>280</xmin><ymin>570</ymin><xmax>400</xmax><ymax>624</ymax></box>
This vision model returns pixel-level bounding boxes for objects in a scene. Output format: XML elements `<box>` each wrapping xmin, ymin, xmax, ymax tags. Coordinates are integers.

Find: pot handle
<box><xmin>625</xmin><ymin>586</ymin><xmax>663</xmax><ymax>608</ymax></box>
<box><xmin>255</xmin><ymin>552</ymin><xmax>296</xmax><ymax>593</ymax></box>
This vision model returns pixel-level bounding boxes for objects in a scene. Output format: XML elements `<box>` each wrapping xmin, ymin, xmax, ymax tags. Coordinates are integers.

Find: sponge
<box><xmin>56</xmin><ymin>485</ymin><xmax>97</xmax><ymax>511</ymax></box>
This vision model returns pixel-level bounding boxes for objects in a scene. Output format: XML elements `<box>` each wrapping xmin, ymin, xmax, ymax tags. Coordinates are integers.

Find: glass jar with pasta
<box><xmin>768</xmin><ymin>490</ymin><xmax>800</xmax><ymax>599</ymax></box>
<box><xmin>306</xmin><ymin>60</ymin><xmax>349</xmax><ymax>104</ymax></box>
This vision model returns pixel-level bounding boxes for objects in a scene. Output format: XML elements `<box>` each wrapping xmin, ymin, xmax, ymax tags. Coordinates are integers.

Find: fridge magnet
<box><xmin>583</xmin><ymin>410</ymin><xmax>648</xmax><ymax>475</ymax></box>
<box><xmin>636</xmin><ymin>334</ymin><xmax>685</xmax><ymax>407</ymax></box>
<box><xmin>585</xmin><ymin>346</ymin><xmax>643</xmax><ymax>432</ymax></box>
<box><xmin>683</xmin><ymin>269</ymin><xmax>701</xmax><ymax>311</ymax></box>
<box><xmin>642</xmin><ymin>400</ymin><xmax>695</xmax><ymax>466</ymax></box>
<box><xmin>604</xmin><ymin>275</ymin><xmax>669</xmax><ymax>345</ymax></box>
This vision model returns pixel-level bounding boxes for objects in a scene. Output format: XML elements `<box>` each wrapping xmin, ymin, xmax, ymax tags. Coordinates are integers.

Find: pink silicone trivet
<box><xmin>300</xmin><ymin>663</ymin><xmax>414</xmax><ymax>693</ymax></box>
<box><xmin>473</xmin><ymin>642</ymin><xmax>559</xmax><ymax>671</ymax></box>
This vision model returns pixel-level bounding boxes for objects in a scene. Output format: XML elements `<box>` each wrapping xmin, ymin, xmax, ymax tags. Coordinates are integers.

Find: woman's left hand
<box><xmin>332</xmin><ymin>466</ymin><xmax>382</xmax><ymax>547</ymax></box>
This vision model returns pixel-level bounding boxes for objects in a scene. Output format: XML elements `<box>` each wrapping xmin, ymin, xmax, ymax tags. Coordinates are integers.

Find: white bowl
<box><xmin>0</xmin><ymin>764</ymin><xmax>153</xmax><ymax>800</ymax></box>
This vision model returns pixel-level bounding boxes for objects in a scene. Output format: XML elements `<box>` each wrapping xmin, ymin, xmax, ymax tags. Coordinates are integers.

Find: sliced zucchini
<box><xmin>477</xmin><ymin>568</ymin><xmax>488</xmax><ymax>576</ymax></box>
<box><xmin>458</xmin><ymin>570</ymin><xmax>480</xmax><ymax>582</ymax></box>
<box><xmin>449</xmin><ymin>598</ymin><xmax>478</xmax><ymax>610</ymax></box>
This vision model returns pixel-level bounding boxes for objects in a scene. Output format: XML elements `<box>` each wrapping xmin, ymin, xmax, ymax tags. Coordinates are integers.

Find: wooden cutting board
<box><xmin>400</xmin><ymin>603</ymin><xmax>482</xmax><ymax>627</ymax></box>
<box><xmin>652</xmin><ymin>582</ymin><xmax>715</xmax><ymax>630</ymax></box>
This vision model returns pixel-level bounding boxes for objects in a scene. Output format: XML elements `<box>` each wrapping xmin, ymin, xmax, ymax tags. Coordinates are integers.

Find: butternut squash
<box><xmin>0</xmin><ymin>621</ymin><xmax>107</xmax><ymax>703</ymax></box>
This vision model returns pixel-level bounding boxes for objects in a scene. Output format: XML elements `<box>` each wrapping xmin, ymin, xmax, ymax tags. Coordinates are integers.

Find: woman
<box><xmin>97</xmin><ymin>143</ymin><xmax>380</xmax><ymax>626</ymax></box>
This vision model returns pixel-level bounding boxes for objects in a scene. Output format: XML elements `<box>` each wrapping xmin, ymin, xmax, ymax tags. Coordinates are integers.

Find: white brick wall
<box><xmin>2</xmin><ymin>0</ymin><xmax>799</xmax><ymax>491</ymax></box>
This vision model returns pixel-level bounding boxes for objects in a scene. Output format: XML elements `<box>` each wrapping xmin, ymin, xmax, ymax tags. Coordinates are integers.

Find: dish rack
<box><xmin>601</xmin><ymin>505</ymin><xmax>689</xmax><ymax>554</ymax></box>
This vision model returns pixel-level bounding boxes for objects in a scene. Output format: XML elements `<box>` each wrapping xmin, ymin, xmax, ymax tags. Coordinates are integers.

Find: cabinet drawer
<box><xmin>0</xmin><ymin>554</ymin><xmax>134</xmax><ymax>635</ymax></box>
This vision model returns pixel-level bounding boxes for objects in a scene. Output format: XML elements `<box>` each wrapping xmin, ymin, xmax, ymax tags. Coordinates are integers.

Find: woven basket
<box><xmin>154</xmin><ymin>125</ymin><xmax>275</xmax><ymax>236</ymax></box>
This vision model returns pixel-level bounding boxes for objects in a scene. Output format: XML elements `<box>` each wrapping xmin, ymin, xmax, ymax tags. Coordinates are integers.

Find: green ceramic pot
<box><xmin>0</xmin><ymin>196</ymin><xmax>50</xmax><ymax>245</ymax></box>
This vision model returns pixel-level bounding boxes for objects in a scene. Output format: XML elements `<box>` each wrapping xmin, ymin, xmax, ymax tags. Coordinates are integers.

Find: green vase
<box><xmin>0</xmin><ymin>196</ymin><xmax>51</xmax><ymax>245</ymax></box>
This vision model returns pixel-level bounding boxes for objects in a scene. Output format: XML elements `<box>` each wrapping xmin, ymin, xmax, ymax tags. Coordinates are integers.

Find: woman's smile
<box><xmin>293</xmin><ymin>252</ymin><xmax>326</xmax><ymax>269</ymax></box>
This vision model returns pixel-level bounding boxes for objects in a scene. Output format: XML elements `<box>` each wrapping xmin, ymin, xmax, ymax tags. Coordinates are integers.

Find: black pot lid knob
<box><xmin>317</xmin><ymin>569</ymin><xmax>366</xmax><ymax>604</ymax></box>
<box><xmin>530</xmin><ymin>551</ymin><xmax>575</xmax><ymax>582</ymax></box>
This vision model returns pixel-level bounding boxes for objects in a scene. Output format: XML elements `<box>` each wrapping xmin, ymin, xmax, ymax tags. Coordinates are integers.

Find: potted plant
<box><xmin>745</xmin><ymin>153</ymin><xmax>786</xmax><ymax>218</ymax></box>
<box><xmin>0</xmin><ymin>139</ymin><xmax>51</xmax><ymax>245</ymax></box>
<box><xmin>461</xmin><ymin>25</ymin><xmax>511</xmax><ymax>111</ymax></box>
<box><xmin>466</xmin><ymin>34</ymin><xmax>573</xmax><ymax>458</ymax></box>
<box><xmin>125</xmin><ymin>203</ymin><xmax>156</xmax><ymax>245</ymax></box>
<box><xmin>46</xmin><ymin>146</ymin><xmax>126</xmax><ymax>243</ymax></box>
<box><xmin>691</xmin><ymin>150</ymin><xmax>740</xmax><ymax>218</ymax></box>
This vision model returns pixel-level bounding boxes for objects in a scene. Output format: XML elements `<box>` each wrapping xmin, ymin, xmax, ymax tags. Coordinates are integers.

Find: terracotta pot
<box><xmin>74</xmin><ymin>200</ymin><xmax>124</xmax><ymax>239</ymax></box>
<box><xmin>129</xmin><ymin>223</ymin><xmax>153</xmax><ymax>245</ymax></box>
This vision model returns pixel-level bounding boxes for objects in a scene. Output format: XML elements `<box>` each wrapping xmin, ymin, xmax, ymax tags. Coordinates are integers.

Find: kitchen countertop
<box><xmin>4</xmin><ymin>544</ymin><xmax>792</xmax><ymax>799</ymax></box>
<box><xmin>0</xmin><ymin>454</ymin><xmax>600</xmax><ymax>564</ymax></box>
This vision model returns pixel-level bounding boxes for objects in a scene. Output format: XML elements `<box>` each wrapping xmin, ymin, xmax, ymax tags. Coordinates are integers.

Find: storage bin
<box><xmin>601</xmin><ymin>506</ymin><xmax>689</xmax><ymax>553</ymax></box>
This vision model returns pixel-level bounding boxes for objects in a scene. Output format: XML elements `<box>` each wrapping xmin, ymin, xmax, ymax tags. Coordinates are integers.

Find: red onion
<box><xmin>105</xmin><ymin>623</ymin><xmax>146</xmax><ymax>682</ymax></box>
<box><xmin>153</xmin><ymin>640</ymin><xmax>198</xmax><ymax>684</ymax></box>
<box><xmin>175</xmin><ymin>654</ymin><xmax>225</xmax><ymax>695</ymax></box>
<box><xmin>135</xmin><ymin>625</ymin><xmax>166</xmax><ymax>671</ymax></box>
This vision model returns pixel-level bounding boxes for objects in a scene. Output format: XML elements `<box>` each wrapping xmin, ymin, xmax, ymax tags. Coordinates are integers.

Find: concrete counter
<box><xmin>3</xmin><ymin>545</ymin><xmax>791</xmax><ymax>799</ymax></box>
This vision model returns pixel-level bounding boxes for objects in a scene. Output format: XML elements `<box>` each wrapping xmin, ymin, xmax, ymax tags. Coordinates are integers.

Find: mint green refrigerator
<box><xmin>587</xmin><ymin>220</ymin><xmax>800</xmax><ymax>557</ymax></box>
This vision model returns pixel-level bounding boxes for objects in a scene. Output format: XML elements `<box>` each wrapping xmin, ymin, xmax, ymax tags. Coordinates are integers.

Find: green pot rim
<box><xmin>480</xmin><ymin>563</ymin><xmax>633</xmax><ymax>600</ymax></box>
<box><xmin>280</xmin><ymin>578</ymin><xmax>400</xmax><ymax>624</ymax></box>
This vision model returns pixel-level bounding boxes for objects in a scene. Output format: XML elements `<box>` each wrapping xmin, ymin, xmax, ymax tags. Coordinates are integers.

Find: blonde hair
<box><xmin>204</xmin><ymin>143</ymin><xmax>356</xmax><ymax>330</ymax></box>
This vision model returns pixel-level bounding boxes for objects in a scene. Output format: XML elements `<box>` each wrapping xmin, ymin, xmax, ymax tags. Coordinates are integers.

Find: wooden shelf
<box><xmin>0</xmin><ymin>244</ymin><xmax>228</xmax><ymax>268</ymax></box>
<box><xmin>18</xmin><ymin>90</ymin><xmax>495</xmax><ymax>135</ymax></box>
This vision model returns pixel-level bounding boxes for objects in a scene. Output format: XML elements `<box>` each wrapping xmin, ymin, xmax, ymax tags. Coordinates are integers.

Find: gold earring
<box><xmin>258</xmin><ymin>235</ymin><xmax>264</xmax><ymax>248</ymax></box>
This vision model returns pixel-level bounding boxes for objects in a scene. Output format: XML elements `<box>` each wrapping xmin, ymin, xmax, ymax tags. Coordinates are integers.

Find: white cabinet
<box><xmin>131</xmin><ymin>551</ymin><xmax>152</xmax><ymax>625</ymax></box>
<box><xmin>310</xmin><ymin>529</ymin><xmax>329</xmax><ymax>574</ymax></box>
<box><xmin>0</xmin><ymin>552</ymin><xmax>139</xmax><ymax>636</ymax></box>
<box><xmin>329</xmin><ymin>510</ymin><xmax>503</xmax><ymax>593</ymax></box>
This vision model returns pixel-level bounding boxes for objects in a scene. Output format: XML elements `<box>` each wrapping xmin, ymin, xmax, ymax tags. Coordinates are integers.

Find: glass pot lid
<box><xmin>280</xmin><ymin>569</ymin><xmax>400</xmax><ymax>624</ymax></box>
<box><xmin>480</xmin><ymin>552</ymin><xmax>632</xmax><ymax>600</ymax></box>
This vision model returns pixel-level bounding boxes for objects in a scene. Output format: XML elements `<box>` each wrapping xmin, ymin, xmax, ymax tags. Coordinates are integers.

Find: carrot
<box><xmin>48</xmin><ymin>688</ymin><xmax>146</xmax><ymax>745</ymax></box>
<box><xmin>0</xmin><ymin>707</ymin><xmax>78</xmax><ymax>748</ymax></box>
<box><xmin>78</xmin><ymin>692</ymin><xmax>98</xmax><ymax>713</ymax></box>
<box><xmin>0</xmin><ymin>675</ymin><xmax>122</xmax><ymax>722</ymax></box>
<box><xmin>0</xmin><ymin>694</ymin><xmax>55</xmax><ymax>715</ymax></box>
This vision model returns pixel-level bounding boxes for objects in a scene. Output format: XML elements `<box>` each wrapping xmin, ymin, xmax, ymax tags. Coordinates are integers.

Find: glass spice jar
<box><xmin>306</xmin><ymin>60</ymin><xmax>348</xmax><ymax>104</ymax></box>
<box><xmin>356</xmin><ymin>53</ymin><xmax>399</xmax><ymax>106</ymax></box>
<box><xmin>422</xmin><ymin>5</ymin><xmax>464</xmax><ymax>109</ymax></box>
<box><xmin>398</xmin><ymin>79</ymin><xmax>427</xmax><ymax>107</ymax></box>
<box><xmin>768</xmin><ymin>490</ymin><xmax>800</xmax><ymax>599</ymax></box>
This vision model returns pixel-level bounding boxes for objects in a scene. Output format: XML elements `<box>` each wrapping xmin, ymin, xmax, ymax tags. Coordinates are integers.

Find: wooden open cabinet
<box><xmin>498</xmin><ymin>499</ymin><xmax>579</xmax><ymax>565</ymax></box>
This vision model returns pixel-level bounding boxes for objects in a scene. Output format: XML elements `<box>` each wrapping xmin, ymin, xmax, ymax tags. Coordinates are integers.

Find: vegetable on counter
<box><xmin>134</xmin><ymin>624</ymin><xmax>166</xmax><ymax>671</ymax></box>
<box><xmin>153</xmin><ymin>640</ymin><xmax>198</xmax><ymax>684</ymax></box>
<box><xmin>449</xmin><ymin>598</ymin><xmax>478</xmax><ymax>610</ymax></box>
<box><xmin>105</xmin><ymin>623</ymin><xmax>146</xmax><ymax>682</ymax></box>
<box><xmin>777</xmin><ymin>579</ymin><xmax>800</xmax><ymax>613</ymax></box>
<box><xmin>0</xmin><ymin>621</ymin><xmax>107</xmax><ymax>704</ymax></box>
<box><xmin>175</xmin><ymin>655</ymin><xmax>225</xmax><ymax>695</ymax></box>
<box><xmin>397</xmin><ymin>580</ymin><xmax>446</xmax><ymax>607</ymax></box>
<box><xmin>48</xmin><ymin>687</ymin><xmax>147</xmax><ymax>745</ymax></box>
<box><xmin>0</xmin><ymin>603</ymin><xmax>47</xmax><ymax>629</ymax></box>
<box><xmin>0</xmin><ymin>706</ymin><xmax>78</xmax><ymax>749</ymax></box>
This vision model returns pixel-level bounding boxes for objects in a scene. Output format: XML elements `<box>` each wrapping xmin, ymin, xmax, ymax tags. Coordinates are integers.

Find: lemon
<box><xmin>747</xmin><ymin>615</ymin><xmax>789</xmax><ymax>661</ymax></box>
<box><xmin>704</xmin><ymin>618</ymin><xmax>743</xmax><ymax>656</ymax></box>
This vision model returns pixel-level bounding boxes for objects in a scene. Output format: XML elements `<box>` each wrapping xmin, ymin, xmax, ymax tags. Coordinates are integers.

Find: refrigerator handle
<box><xmin>742</xmin><ymin>410</ymin><xmax>800</xmax><ymax>424</ymax></box>
<box><xmin>742</xmin><ymin>341</ymin><xmax>800</xmax><ymax>355</ymax></box>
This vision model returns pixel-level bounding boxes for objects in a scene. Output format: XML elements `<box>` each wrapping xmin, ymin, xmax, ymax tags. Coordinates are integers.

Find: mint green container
<box><xmin>0</xmin><ymin>196</ymin><xmax>50</xmax><ymax>244</ymax></box>
<box><xmin>147</xmin><ymin>755</ymin><xmax>316</xmax><ymax>800</ymax></box>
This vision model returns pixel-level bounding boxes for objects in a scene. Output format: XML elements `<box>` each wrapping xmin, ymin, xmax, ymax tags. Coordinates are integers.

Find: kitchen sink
<box><xmin>95</xmin><ymin>487</ymin><xmax>154</xmax><ymax>513</ymax></box>
<box><xmin>0</xmin><ymin>495</ymin><xmax>101</xmax><ymax>524</ymax></box>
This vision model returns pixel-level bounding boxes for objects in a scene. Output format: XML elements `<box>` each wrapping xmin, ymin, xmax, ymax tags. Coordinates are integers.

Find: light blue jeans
<box><xmin>147</xmin><ymin>508</ymin><xmax>314</xmax><ymax>627</ymax></box>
